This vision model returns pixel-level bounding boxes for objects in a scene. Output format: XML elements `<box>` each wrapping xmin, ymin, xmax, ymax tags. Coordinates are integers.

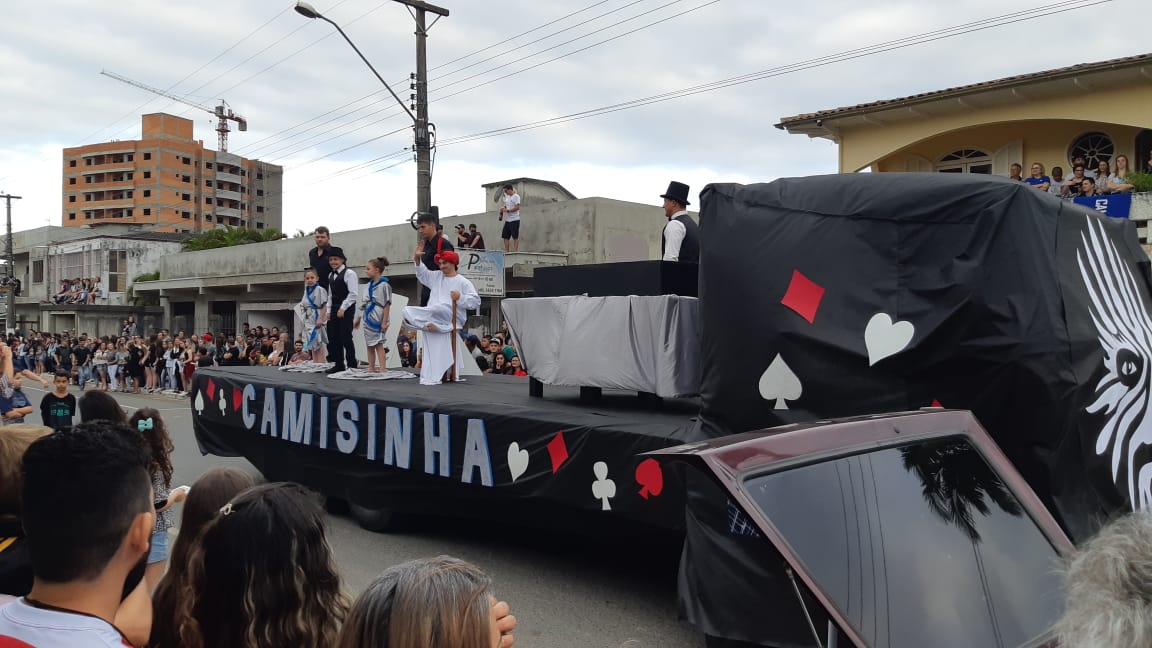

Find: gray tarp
<box><xmin>502</xmin><ymin>295</ymin><xmax>701</xmax><ymax>397</ymax></box>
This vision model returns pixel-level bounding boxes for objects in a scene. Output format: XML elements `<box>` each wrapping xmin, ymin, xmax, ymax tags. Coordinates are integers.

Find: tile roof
<box><xmin>776</xmin><ymin>52</ymin><xmax>1152</xmax><ymax>127</ymax></box>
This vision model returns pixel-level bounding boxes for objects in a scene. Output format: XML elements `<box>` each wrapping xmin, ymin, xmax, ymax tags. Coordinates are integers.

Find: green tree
<box><xmin>182</xmin><ymin>226</ymin><xmax>287</xmax><ymax>251</ymax></box>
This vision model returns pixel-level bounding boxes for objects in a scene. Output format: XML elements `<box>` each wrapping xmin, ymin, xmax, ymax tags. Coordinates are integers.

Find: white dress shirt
<box><xmin>662</xmin><ymin>210</ymin><xmax>689</xmax><ymax>262</ymax></box>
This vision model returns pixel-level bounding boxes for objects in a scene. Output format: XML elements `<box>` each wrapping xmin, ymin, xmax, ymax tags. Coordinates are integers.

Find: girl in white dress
<box><xmin>354</xmin><ymin>256</ymin><xmax>393</xmax><ymax>373</ymax></box>
<box><xmin>297</xmin><ymin>268</ymin><xmax>329</xmax><ymax>363</ymax></box>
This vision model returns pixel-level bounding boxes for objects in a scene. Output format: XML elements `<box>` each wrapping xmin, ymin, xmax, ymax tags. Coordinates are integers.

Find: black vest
<box><xmin>662</xmin><ymin>213</ymin><xmax>700</xmax><ymax>264</ymax></box>
<box><xmin>329</xmin><ymin>267</ymin><xmax>350</xmax><ymax>312</ymax></box>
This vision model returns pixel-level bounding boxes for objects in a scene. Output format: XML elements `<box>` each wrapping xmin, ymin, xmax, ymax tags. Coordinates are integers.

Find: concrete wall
<box><xmin>136</xmin><ymin>195</ymin><xmax>671</xmax><ymax>335</ymax></box>
<box><xmin>157</xmin><ymin>197</ymin><xmax>664</xmax><ymax>281</ymax></box>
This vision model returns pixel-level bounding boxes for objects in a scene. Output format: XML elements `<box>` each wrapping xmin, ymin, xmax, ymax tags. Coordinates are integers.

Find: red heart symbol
<box><xmin>205</xmin><ymin>379</ymin><xmax>217</xmax><ymax>401</ymax></box>
<box><xmin>635</xmin><ymin>458</ymin><xmax>664</xmax><ymax>499</ymax></box>
<box><xmin>232</xmin><ymin>387</ymin><xmax>244</xmax><ymax>412</ymax></box>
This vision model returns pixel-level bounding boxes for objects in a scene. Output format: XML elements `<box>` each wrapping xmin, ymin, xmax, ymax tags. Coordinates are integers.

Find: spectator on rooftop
<box><xmin>1008</xmin><ymin>163</ymin><xmax>1023</xmax><ymax>181</ymax></box>
<box><xmin>1072</xmin><ymin>155</ymin><xmax>1096</xmax><ymax>178</ymax></box>
<box><xmin>1023</xmin><ymin>163</ymin><xmax>1050</xmax><ymax>191</ymax></box>
<box><xmin>1050</xmin><ymin>164</ymin><xmax>1064</xmax><ymax>196</ymax></box>
<box><xmin>455</xmin><ymin>224</ymin><xmax>472</xmax><ymax>248</ymax></box>
<box><xmin>1079</xmin><ymin>176</ymin><xmax>1100</xmax><ymax>197</ymax></box>
<box><xmin>1063</xmin><ymin>165</ymin><xmax>1089</xmax><ymax>197</ymax></box>
<box><xmin>468</xmin><ymin>224</ymin><xmax>486</xmax><ymax>250</ymax></box>
<box><xmin>1073</xmin><ymin>176</ymin><xmax>1101</xmax><ymax>197</ymax></box>
<box><xmin>1096</xmin><ymin>160</ymin><xmax>1116</xmax><ymax>193</ymax></box>
<box><xmin>1109</xmin><ymin>154</ymin><xmax>1135</xmax><ymax>194</ymax></box>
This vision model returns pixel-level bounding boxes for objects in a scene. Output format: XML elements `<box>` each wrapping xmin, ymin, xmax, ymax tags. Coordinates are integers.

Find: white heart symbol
<box><xmin>507</xmin><ymin>442</ymin><xmax>530</xmax><ymax>482</ymax></box>
<box><xmin>865</xmin><ymin>313</ymin><xmax>915</xmax><ymax>366</ymax></box>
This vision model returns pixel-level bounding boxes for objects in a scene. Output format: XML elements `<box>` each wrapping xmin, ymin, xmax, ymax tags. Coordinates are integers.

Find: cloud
<box><xmin>0</xmin><ymin>0</ymin><xmax>1147</xmax><ymax>235</ymax></box>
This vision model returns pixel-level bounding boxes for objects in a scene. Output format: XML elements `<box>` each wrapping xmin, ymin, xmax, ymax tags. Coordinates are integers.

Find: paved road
<box><xmin>24</xmin><ymin>383</ymin><xmax>702</xmax><ymax>648</ymax></box>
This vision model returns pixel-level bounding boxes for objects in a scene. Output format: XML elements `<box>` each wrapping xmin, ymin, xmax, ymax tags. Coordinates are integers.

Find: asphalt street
<box><xmin>24</xmin><ymin>383</ymin><xmax>702</xmax><ymax>648</ymax></box>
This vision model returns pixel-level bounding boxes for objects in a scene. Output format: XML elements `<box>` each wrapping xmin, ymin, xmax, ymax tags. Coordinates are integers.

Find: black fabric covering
<box><xmin>190</xmin><ymin>368</ymin><xmax>695</xmax><ymax>529</ymax></box>
<box><xmin>685</xmin><ymin>173</ymin><xmax>1149</xmax><ymax>644</ymax></box>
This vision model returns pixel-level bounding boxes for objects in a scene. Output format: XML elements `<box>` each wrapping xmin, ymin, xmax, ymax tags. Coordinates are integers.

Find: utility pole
<box><xmin>0</xmin><ymin>193</ymin><xmax>22</xmax><ymax>333</ymax></box>
<box><xmin>295</xmin><ymin>0</ymin><xmax>448</xmax><ymax>223</ymax></box>
<box><xmin>400</xmin><ymin>0</ymin><xmax>448</xmax><ymax>220</ymax></box>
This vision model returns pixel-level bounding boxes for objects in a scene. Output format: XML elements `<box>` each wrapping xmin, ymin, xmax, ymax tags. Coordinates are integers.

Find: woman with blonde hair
<box><xmin>1108</xmin><ymin>154</ymin><xmax>1136</xmax><ymax>194</ymax></box>
<box><xmin>165</xmin><ymin>483</ymin><xmax>348</xmax><ymax>648</ymax></box>
<box><xmin>338</xmin><ymin>555</ymin><xmax>517</xmax><ymax>648</ymax></box>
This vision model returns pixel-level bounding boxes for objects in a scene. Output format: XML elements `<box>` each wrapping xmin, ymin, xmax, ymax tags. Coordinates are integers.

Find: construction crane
<box><xmin>100</xmin><ymin>70</ymin><xmax>248</xmax><ymax>152</ymax></box>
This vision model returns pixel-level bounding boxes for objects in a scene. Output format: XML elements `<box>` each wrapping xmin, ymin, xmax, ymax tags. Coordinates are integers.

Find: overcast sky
<box><xmin>0</xmin><ymin>0</ymin><xmax>1146</xmax><ymax>235</ymax></box>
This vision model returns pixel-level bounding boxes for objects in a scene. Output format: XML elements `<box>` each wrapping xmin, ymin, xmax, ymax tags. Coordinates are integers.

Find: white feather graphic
<box><xmin>1077</xmin><ymin>216</ymin><xmax>1152</xmax><ymax>509</ymax></box>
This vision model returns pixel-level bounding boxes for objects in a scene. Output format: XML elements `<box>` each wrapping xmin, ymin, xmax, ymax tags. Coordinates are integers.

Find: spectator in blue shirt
<box><xmin>0</xmin><ymin>376</ymin><xmax>34</xmax><ymax>424</ymax></box>
<box><xmin>1023</xmin><ymin>163</ymin><xmax>1051</xmax><ymax>192</ymax></box>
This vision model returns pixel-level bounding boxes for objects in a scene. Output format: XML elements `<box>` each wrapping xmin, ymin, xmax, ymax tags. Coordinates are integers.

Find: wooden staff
<box><xmin>449</xmin><ymin>294</ymin><xmax>459</xmax><ymax>382</ymax></box>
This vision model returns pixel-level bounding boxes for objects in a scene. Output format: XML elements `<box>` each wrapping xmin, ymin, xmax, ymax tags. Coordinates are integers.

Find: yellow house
<box><xmin>776</xmin><ymin>53</ymin><xmax>1152</xmax><ymax>177</ymax></box>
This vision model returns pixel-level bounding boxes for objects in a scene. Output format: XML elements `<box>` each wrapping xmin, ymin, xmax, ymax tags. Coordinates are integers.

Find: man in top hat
<box><xmin>403</xmin><ymin>246</ymin><xmax>480</xmax><ymax>385</ymax></box>
<box><xmin>660</xmin><ymin>181</ymin><xmax>700</xmax><ymax>263</ymax></box>
<box><xmin>325</xmin><ymin>247</ymin><xmax>359</xmax><ymax>374</ymax></box>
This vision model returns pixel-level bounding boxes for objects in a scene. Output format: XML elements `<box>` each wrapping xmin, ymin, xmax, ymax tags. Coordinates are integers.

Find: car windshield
<box><xmin>742</xmin><ymin>437</ymin><xmax>1064</xmax><ymax>648</ymax></box>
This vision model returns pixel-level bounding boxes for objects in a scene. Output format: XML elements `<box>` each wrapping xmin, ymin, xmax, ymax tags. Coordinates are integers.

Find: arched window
<box><xmin>1068</xmin><ymin>132</ymin><xmax>1114</xmax><ymax>169</ymax></box>
<box><xmin>937</xmin><ymin>149</ymin><xmax>992</xmax><ymax>174</ymax></box>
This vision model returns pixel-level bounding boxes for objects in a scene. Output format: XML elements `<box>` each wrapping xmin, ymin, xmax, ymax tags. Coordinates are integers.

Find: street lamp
<box><xmin>294</xmin><ymin>0</ymin><xmax>448</xmax><ymax>224</ymax></box>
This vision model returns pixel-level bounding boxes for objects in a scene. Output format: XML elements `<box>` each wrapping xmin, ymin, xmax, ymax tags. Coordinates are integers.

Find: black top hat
<box><xmin>327</xmin><ymin>246</ymin><xmax>346</xmax><ymax>260</ymax></box>
<box><xmin>660</xmin><ymin>181</ymin><xmax>691</xmax><ymax>206</ymax></box>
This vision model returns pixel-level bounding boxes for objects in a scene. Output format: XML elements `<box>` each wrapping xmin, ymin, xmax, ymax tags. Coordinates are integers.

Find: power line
<box><xmin>435</xmin><ymin>0</ymin><xmax>1108</xmax><ymax>148</ymax></box>
<box><xmin>429</xmin><ymin>0</ymin><xmax>654</xmax><ymax>84</ymax></box>
<box><xmin>247</xmin><ymin>0</ymin><xmax>713</xmax><ymax>164</ymax></box>
<box><xmin>78</xmin><ymin>6</ymin><xmax>294</xmax><ymax>146</ymax></box>
<box><xmin>430</xmin><ymin>0</ymin><xmax>716</xmax><ymax>103</ymax></box>
<box><xmin>236</xmin><ymin>0</ymin><xmax>671</xmax><ymax>159</ymax></box>
<box><xmin>180</xmin><ymin>0</ymin><xmax>1112</xmax><ymax>210</ymax></box>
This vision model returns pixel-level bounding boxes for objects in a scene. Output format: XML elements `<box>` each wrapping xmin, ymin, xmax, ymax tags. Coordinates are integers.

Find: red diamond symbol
<box><xmin>206</xmin><ymin>378</ymin><xmax>217</xmax><ymax>401</ymax></box>
<box><xmin>232</xmin><ymin>387</ymin><xmax>244</xmax><ymax>412</ymax></box>
<box><xmin>930</xmin><ymin>399</ymin><xmax>943</xmax><ymax>408</ymax></box>
<box><xmin>546</xmin><ymin>432</ymin><xmax>569</xmax><ymax>473</ymax></box>
<box><xmin>780</xmin><ymin>270</ymin><xmax>825</xmax><ymax>324</ymax></box>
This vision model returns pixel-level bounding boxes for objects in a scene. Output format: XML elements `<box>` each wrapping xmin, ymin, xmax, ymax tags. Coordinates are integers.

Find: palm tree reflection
<box><xmin>901</xmin><ymin>440</ymin><xmax>1022</xmax><ymax>542</ymax></box>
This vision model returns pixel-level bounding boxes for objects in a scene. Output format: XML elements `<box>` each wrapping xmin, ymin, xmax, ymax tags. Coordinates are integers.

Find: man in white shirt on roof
<box><xmin>498</xmin><ymin>184</ymin><xmax>522</xmax><ymax>252</ymax></box>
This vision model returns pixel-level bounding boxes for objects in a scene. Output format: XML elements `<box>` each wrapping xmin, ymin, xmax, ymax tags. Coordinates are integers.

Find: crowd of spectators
<box><xmin>0</xmin><ymin>404</ymin><xmax>518</xmax><ymax>646</ymax></box>
<box><xmin>48</xmin><ymin>277</ymin><xmax>102</xmax><ymax>305</ymax></box>
<box><xmin>1013</xmin><ymin>153</ymin><xmax>1138</xmax><ymax>197</ymax></box>
<box><xmin>392</xmin><ymin>322</ymin><xmax>527</xmax><ymax>377</ymax></box>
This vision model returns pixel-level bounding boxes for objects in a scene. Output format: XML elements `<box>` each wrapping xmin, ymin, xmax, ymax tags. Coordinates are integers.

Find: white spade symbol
<box><xmin>758</xmin><ymin>354</ymin><xmax>802</xmax><ymax>410</ymax></box>
<box><xmin>194</xmin><ymin>390</ymin><xmax>205</xmax><ymax>415</ymax></box>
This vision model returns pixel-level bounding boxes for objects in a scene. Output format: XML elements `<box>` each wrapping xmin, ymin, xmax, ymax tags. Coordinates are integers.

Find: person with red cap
<box><xmin>403</xmin><ymin>244</ymin><xmax>480</xmax><ymax>385</ymax></box>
